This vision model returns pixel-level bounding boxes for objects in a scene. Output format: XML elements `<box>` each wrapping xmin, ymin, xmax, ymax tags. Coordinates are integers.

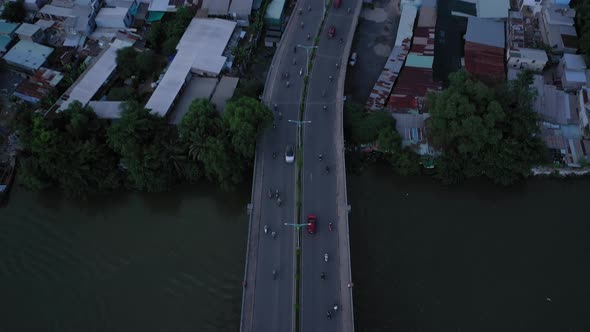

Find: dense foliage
<box><xmin>115</xmin><ymin>47</ymin><xmax>161</xmax><ymax>80</ymax></box>
<box><xmin>1</xmin><ymin>0</ymin><xmax>26</xmax><ymax>23</ymax></box>
<box><xmin>427</xmin><ymin>70</ymin><xmax>547</xmax><ymax>184</ymax></box>
<box><xmin>148</xmin><ymin>7</ymin><xmax>196</xmax><ymax>56</ymax></box>
<box><xmin>179</xmin><ymin>97</ymin><xmax>272</xmax><ymax>189</ymax></box>
<box><xmin>576</xmin><ymin>1</ymin><xmax>590</xmax><ymax>58</ymax></box>
<box><xmin>17</xmin><ymin>101</ymin><xmax>121</xmax><ymax>196</ymax></box>
<box><xmin>15</xmin><ymin>95</ymin><xmax>272</xmax><ymax>196</ymax></box>
<box><xmin>344</xmin><ymin>102</ymin><xmax>420</xmax><ymax>175</ymax></box>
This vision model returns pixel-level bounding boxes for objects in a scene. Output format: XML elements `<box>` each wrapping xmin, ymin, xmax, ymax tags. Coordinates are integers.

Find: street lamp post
<box><xmin>284</xmin><ymin>222</ymin><xmax>311</xmax><ymax>248</ymax></box>
<box><xmin>288</xmin><ymin>119</ymin><xmax>311</xmax><ymax>149</ymax></box>
<box><xmin>297</xmin><ymin>44</ymin><xmax>317</xmax><ymax>76</ymax></box>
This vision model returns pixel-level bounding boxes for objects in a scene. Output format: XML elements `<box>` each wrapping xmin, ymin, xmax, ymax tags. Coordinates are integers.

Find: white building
<box><xmin>540</xmin><ymin>4</ymin><xmax>578</xmax><ymax>55</ymax></box>
<box><xmin>557</xmin><ymin>54</ymin><xmax>589</xmax><ymax>91</ymax></box>
<box><xmin>507</xmin><ymin>48</ymin><xmax>548</xmax><ymax>71</ymax></box>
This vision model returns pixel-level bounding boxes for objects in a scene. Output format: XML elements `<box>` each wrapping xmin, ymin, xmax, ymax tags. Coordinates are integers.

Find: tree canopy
<box><xmin>1</xmin><ymin>0</ymin><xmax>26</xmax><ymax>23</ymax></box>
<box><xmin>107</xmin><ymin>101</ymin><xmax>177</xmax><ymax>192</ymax></box>
<box><xmin>18</xmin><ymin>101</ymin><xmax>121</xmax><ymax>196</ymax></box>
<box><xmin>427</xmin><ymin>70</ymin><xmax>547</xmax><ymax>184</ymax></box>
<box><xmin>116</xmin><ymin>47</ymin><xmax>139</xmax><ymax>79</ymax></box>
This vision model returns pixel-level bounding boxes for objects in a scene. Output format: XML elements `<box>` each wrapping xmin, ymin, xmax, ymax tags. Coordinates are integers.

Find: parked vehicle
<box><xmin>285</xmin><ymin>144</ymin><xmax>295</xmax><ymax>163</ymax></box>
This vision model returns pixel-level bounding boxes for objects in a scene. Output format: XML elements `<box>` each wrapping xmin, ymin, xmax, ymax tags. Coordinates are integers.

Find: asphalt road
<box><xmin>241</xmin><ymin>1</ymin><xmax>324</xmax><ymax>331</ymax></box>
<box><xmin>300</xmin><ymin>1</ymin><xmax>360</xmax><ymax>332</ymax></box>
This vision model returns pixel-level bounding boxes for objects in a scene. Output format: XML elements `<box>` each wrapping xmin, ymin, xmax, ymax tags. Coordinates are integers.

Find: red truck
<box><xmin>333</xmin><ymin>0</ymin><xmax>341</xmax><ymax>8</ymax></box>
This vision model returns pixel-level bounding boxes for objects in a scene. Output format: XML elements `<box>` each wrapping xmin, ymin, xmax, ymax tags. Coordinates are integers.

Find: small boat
<box><xmin>0</xmin><ymin>156</ymin><xmax>16</xmax><ymax>202</ymax></box>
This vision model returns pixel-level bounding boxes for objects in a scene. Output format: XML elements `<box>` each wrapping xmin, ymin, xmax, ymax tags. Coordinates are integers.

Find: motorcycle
<box><xmin>323</xmin><ymin>105</ymin><xmax>327</xmax><ymax>112</ymax></box>
<box><xmin>333</xmin><ymin>304</ymin><xmax>339</xmax><ymax>312</ymax></box>
<box><xmin>272</xmin><ymin>269</ymin><xmax>277</xmax><ymax>279</ymax></box>
<box><xmin>324</xmin><ymin>253</ymin><xmax>329</xmax><ymax>262</ymax></box>
<box><xmin>277</xmin><ymin>198</ymin><xmax>282</xmax><ymax>207</ymax></box>
<box><xmin>328</xmin><ymin>222</ymin><xmax>333</xmax><ymax>231</ymax></box>
<box><xmin>299</xmin><ymin>68</ymin><xmax>303</xmax><ymax>76</ymax></box>
<box><xmin>326</xmin><ymin>311</ymin><xmax>332</xmax><ymax>320</ymax></box>
<box><xmin>272</xmin><ymin>152</ymin><xmax>277</xmax><ymax>159</ymax></box>
<box><xmin>321</xmin><ymin>272</ymin><xmax>326</xmax><ymax>280</ymax></box>
<box><xmin>271</xmin><ymin>231</ymin><xmax>277</xmax><ymax>239</ymax></box>
<box><xmin>325</xmin><ymin>166</ymin><xmax>330</xmax><ymax>174</ymax></box>
<box><xmin>264</xmin><ymin>225</ymin><xmax>269</xmax><ymax>234</ymax></box>
<box><xmin>318</xmin><ymin>154</ymin><xmax>323</xmax><ymax>161</ymax></box>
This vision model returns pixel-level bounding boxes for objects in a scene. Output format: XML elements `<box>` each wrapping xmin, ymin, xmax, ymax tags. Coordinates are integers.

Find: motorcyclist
<box><xmin>339</xmin><ymin>37</ymin><xmax>344</xmax><ymax>44</ymax></box>
<box><xmin>301</xmin><ymin>21</ymin><xmax>304</xmax><ymax>29</ymax></box>
<box><xmin>272</xmin><ymin>231</ymin><xmax>276</xmax><ymax>238</ymax></box>
<box><xmin>328</xmin><ymin>222</ymin><xmax>333</xmax><ymax>231</ymax></box>
<box><xmin>264</xmin><ymin>225</ymin><xmax>269</xmax><ymax>234</ymax></box>
<box><xmin>326</xmin><ymin>311</ymin><xmax>332</xmax><ymax>320</ymax></box>
<box><xmin>323</xmin><ymin>105</ymin><xmax>327</xmax><ymax>112</ymax></box>
<box><xmin>324</xmin><ymin>253</ymin><xmax>329</xmax><ymax>262</ymax></box>
<box><xmin>272</xmin><ymin>269</ymin><xmax>277</xmax><ymax>279</ymax></box>
<box><xmin>307</xmin><ymin>33</ymin><xmax>310</xmax><ymax>40</ymax></box>
<box><xmin>321</xmin><ymin>272</ymin><xmax>326</xmax><ymax>280</ymax></box>
<box><xmin>272</xmin><ymin>152</ymin><xmax>277</xmax><ymax>159</ymax></box>
<box><xmin>334</xmin><ymin>304</ymin><xmax>339</xmax><ymax>312</ymax></box>
<box><xmin>277</xmin><ymin>197</ymin><xmax>282</xmax><ymax>206</ymax></box>
<box><xmin>329</xmin><ymin>75</ymin><xmax>333</xmax><ymax>82</ymax></box>
<box><xmin>308</xmin><ymin>5</ymin><xmax>311</xmax><ymax>11</ymax></box>
<box><xmin>318</xmin><ymin>153</ymin><xmax>323</xmax><ymax>161</ymax></box>
<box><xmin>325</xmin><ymin>166</ymin><xmax>330</xmax><ymax>174</ymax></box>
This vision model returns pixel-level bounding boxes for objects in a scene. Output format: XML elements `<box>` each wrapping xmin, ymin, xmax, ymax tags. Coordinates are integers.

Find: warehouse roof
<box><xmin>59</xmin><ymin>39</ymin><xmax>133</xmax><ymax>110</ymax></box>
<box><xmin>145</xmin><ymin>18</ymin><xmax>236</xmax><ymax>116</ymax></box>
<box><xmin>465</xmin><ymin>17</ymin><xmax>505</xmax><ymax>48</ymax></box>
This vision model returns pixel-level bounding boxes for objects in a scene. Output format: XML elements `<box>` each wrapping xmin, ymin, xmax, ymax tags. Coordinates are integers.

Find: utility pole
<box><xmin>288</xmin><ymin>119</ymin><xmax>312</xmax><ymax>149</ymax></box>
<box><xmin>284</xmin><ymin>222</ymin><xmax>312</xmax><ymax>249</ymax></box>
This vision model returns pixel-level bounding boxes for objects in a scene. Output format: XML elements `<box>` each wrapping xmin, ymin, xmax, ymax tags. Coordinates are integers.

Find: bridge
<box><xmin>240</xmin><ymin>1</ymin><xmax>361</xmax><ymax>331</ymax></box>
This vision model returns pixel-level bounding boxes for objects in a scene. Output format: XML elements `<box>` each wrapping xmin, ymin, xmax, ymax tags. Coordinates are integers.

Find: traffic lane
<box><xmin>251</xmin><ymin>104</ymin><xmax>298</xmax><ymax>331</ymax></box>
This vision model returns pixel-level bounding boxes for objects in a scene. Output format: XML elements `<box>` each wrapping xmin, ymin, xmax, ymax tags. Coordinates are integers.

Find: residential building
<box><xmin>576</xmin><ymin>87</ymin><xmax>590</xmax><ymax>138</ymax></box>
<box><xmin>145</xmin><ymin>18</ymin><xmax>237</xmax><ymax>117</ymax></box>
<box><xmin>37</xmin><ymin>0</ymin><xmax>101</xmax><ymax>38</ymax></box>
<box><xmin>0</xmin><ymin>20</ymin><xmax>19</xmax><ymax>54</ymax></box>
<box><xmin>3</xmin><ymin>40</ymin><xmax>54</xmax><ymax>74</ymax></box>
<box><xmin>451</xmin><ymin>0</ymin><xmax>509</xmax><ymax>18</ymax></box>
<box><xmin>556</xmin><ymin>54</ymin><xmax>589</xmax><ymax>91</ymax></box>
<box><xmin>58</xmin><ymin>38</ymin><xmax>133</xmax><ymax>111</ymax></box>
<box><xmin>13</xmin><ymin>67</ymin><xmax>63</xmax><ymax>103</ymax></box>
<box><xmin>464</xmin><ymin>17</ymin><xmax>505</xmax><ymax>81</ymax></box>
<box><xmin>506</xmin><ymin>11</ymin><xmax>548</xmax><ymax>72</ymax></box>
<box><xmin>15</xmin><ymin>23</ymin><xmax>44</xmax><ymax>43</ymax></box>
<box><xmin>540</xmin><ymin>4</ymin><xmax>578</xmax><ymax>55</ymax></box>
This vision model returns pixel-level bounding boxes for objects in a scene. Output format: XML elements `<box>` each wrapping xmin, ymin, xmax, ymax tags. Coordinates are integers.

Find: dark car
<box><xmin>307</xmin><ymin>214</ymin><xmax>317</xmax><ymax>234</ymax></box>
<box><xmin>328</xmin><ymin>26</ymin><xmax>335</xmax><ymax>38</ymax></box>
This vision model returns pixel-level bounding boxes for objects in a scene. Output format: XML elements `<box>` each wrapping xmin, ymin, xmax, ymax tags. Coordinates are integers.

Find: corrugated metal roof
<box><xmin>465</xmin><ymin>17</ymin><xmax>505</xmax><ymax>48</ymax></box>
<box><xmin>202</xmin><ymin>0</ymin><xmax>230</xmax><ymax>15</ymax></box>
<box><xmin>395</xmin><ymin>5</ymin><xmax>418</xmax><ymax>47</ymax></box>
<box><xmin>229</xmin><ymin>0</ymin><xmax>253</xmax><ymax>16</ymax></box>
<box><xmin>210</xmin><ymin>76</ymin><xmax>239</xmax><ymax>113</ymax></box>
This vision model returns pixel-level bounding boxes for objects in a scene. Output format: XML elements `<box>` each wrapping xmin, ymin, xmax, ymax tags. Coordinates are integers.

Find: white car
<box><xmin>285</xmin><ymin>145</ymin><xmax>295</xmax><ymax>163</ymax></box>
<box><xmin>349</xmin><ymin>52</ymin><xmax>357</xmax><ymax>66</ymax></box>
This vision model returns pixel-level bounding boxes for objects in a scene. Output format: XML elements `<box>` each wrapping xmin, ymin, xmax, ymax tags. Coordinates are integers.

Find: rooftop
<box><xmin>417</xmin><ymin>2</ymin><xmax>437</xmax><ymax>28</ymax></box>
<box><xmin>210</xmin><ymin>76</ymin><xmax>239</xmax><ymax>113</ymax></box>
<box><xmin>562</xmin><ymin>53</ymin><xmax>586</xmax><ymax>71</ymax></box>
<box><xmin>145</xmin><ymin>18</ymin><xmax>236</xmax><ymax>117</ymax></box>
<box><xmin>0</xmin><ymin>20</ymin><xmax>19</xmax><ymax>36</ymax></box>
<box><xmin>544</xmin><ymin>4</ymin><xmax>575</xmax><ymax>26</ymax></box>
<box><xmin>59</xmin><ymin>39</ymin><xmax>133</xmax><ymax>111</ymax></box>
<box><xmin>34</xmin><ymin>19</ymin><xmax>56</xmax><ymax>30</ymax></box>
<box><xmin>3</xmin><ymin>40</ymin><xmax>54</xmax><ymax>72</ymax></box>
<box><xmin>465</xmin><ymin>17</ymin><xmax>505</xmax><ymax>48</ymax></box>
<box><xmin>476</xmin><ymin>0</ymin><xmax>509</xmax><ymax>18</ymax></box>
<box><xmin>265</xmin><ymin>0</ymin><xmax>286</xmax><ymax>21</ymax></box>
<box><xmin>15</xmin><ymin>23</ymin><xmax>41</xmax><ymax>37</ymax></box>
<box><xmin>202</xmin><ymin>0</ymin><xmax>230</xmax><ymax>15</ymax></box>
<box><xmin>168</xmin><ymin>77</ymin><xmax>218</xmax><ymax>124</ymax></box>
<box><xmin>13</xmin><ymin>67</ymin><xmax>64</xmax><ymax>103</ymax></box>
<box><xmin>229</xmin><ymin>0</ymin><xmax>253</xmax><ymax>16</ymax></box>
<box><xmin>512</xmin><ymin>48</ymin><xmax>548</xmax><ymax>61</ymax></box>
<box><xmin>396</xmin><ymin>5</ymin><xmax>418</xmax><ymax>47</ymax></box>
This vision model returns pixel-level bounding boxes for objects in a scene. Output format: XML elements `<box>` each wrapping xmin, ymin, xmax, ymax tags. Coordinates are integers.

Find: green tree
<box><xmin>162</xmin><ymin>37</ymin><xmax>180</xmax><ymax>56</ymax></box>
<box><xmin>148</xmin><ymin>22</ymin><xmax>166</xmax><ymax>52</ymax></box>
<box><xmin>18</xmin><ymin>101</ymin><xmax>121</xmax><ymax>196</ymax></box>
<box><xmin>232</xmin><ymin>79</ymin><xmax>263</xmax><ymax>100</ymax></box>
<box><xmin>116</xmin><ymin>47</ymin><xmax>139</xmax><ymax>78</ymax></box>
<box><xmin>427</xmin><ymin>70</ymin><xmax>546</xmax><ymax>184</ymax></box>
<box><xmin>344</xmin><ymin>102</ymin><xmax>395</xmax><ymax>144</ymax></box>
<box><xmin>1</xmin><ymin>0</ymin><xmax>26</xmax><ymax>23</ymax></box>
<box><xmin>224</xmin><ymin>96</ymin><xmax>273</xmax><ymax>161</ymax></box>
<box><xmin>107</xmin><ymin>101</ymin><xmax>176</xmax><ymax>192</ymax></box>
<box><xmin>136</xmin><ymin>50</ymin><xmax>160</xmax><ymax>79</ymax></box>
<box><xmin>107</xmin><ymin>86</ymin><xmax>133</xmax><ymax>101</ymax></box>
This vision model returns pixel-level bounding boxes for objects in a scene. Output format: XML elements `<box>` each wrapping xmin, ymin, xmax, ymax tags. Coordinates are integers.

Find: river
<box><xmin>1</xmin><ymin>167</ymin><xmax>589</xmax><ymax>331</ymax></box>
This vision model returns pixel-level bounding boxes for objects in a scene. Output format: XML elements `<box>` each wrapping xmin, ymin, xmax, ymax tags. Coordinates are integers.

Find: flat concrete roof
<box><xmin>210</xmin><ymin>76</ymin><xmax>239</xmax><ymax>113</ymax></box>
<box><xmin>229</xmin><ymin>0</ymin><xmax>253</xmax><ymax>16</ymax></box>
<box><xmin>563</xmin><ymin>53</ymin><xmax>586</xmax><ymax>70</ymax></box>
<box><xmin>15</xmin><ymin>23</ymin><xmax>41</xmax><ymax>37</ymax></box>
<box><xmin>202</xmin><ymin>0</ymin><xmax>230</xmax><ymax>15</ymax></box>
<box><xmin>145</xmin><ymin>18</ymin><xmax>236</xmax><ymax>117</ymax></box>
<box><xmin>476</xmin><ymin>0</ymin><xmax>508</xmax><ymax>18</ymax></box>
<box><xmin>168</xmin><ymin>77</ymin><xmax>218</xmax><ymax>124</ymax></box>
<box><xmin>59</xmin><ymin>39</ymin><xmax>133</xmax><ymax>111</ymax></box>
<box><xmin>3</xmin><ymin>40</ymin><xmax>53</xmax><ymax>72</ymax></box>
<box><xmin>465</xmin><ymin>17</ymin><xmax>504</xmax><ymax>48</ymax></box>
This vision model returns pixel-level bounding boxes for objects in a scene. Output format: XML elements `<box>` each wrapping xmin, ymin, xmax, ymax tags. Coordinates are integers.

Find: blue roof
<box><xmin>0</xmin><ymin>20</ymin><xmax>19</xmax><ymax>35</ymax></box>
<box><xmin>0</xmin><ymin>35</ymin><xmax>12</xmax><ymax>52</ymax></box>
<box><xmin>3</xmin><ymin>40</ymin><xmax>54</xmax><ymax>71</ymax></box>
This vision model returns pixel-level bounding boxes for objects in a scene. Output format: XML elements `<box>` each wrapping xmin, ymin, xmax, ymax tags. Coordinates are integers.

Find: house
<box><xmin>15</xmin><ymin>23</ymin><xmax>44</xmax><ymax>43</ymax></box>
<box><xmin>202</xmin><ymin>0</ymin><xmax>230</xmax><ymax>16</ymax></box>
<box><xmin>264</xmin><ymin>0</ymin><xmax>286</xmax><ymax>31</ymax></box>
<box><xmin>229</xmin><ymin>0</ymin><xmax>254</xmax><ymax>20</ymax></box>
<box><xmin>12</xmin><ymin>67</ymin><xmax>63</xmax><ymax>103</ymax></box>
<box><xmin>464</xmin><ymin>17</ymin><xmax>505</xmax><ymax>81</ymax></box>
<box><xmin>506</xmin><ymin>11</ymin><xmax>548</xmax><ymax>72</ymax></box>
<box><xmin>540</xmin><ymin>4</ymin><xmax>578</xmax><ymax>55</ymax></box>
<box><xmin>577</xmin><ymin>87</ymin><xmax>590</xmax><ymax>138</ymax></box>
<box><xmin>451</xmin><ymin>0</ymin><xmax>509</xmax><ymax>19</ymax></box>
<box><xmin>0</xmin><ymin>20</ymin><xmax>19</xmax><ymax>54</ymax></box>
<box><xmin>145</xmin><ymin>18</ymin><xmax>237</xmax><ymax>117</ymax></box>
<box><xmin>556</xmin><ymin>54</ymin><xmax>589</xmax><ymax>91</ymax></box>
<box><xmin>37</xmin><ymin>0</ymin><xmax>101</xmax><ymax>38</ymax></box>
<box><xmin>3</xmin><ymin>40</ymin><xmax>54</xmax><ymax>74</ymax></box>
<box><xmin>57</xmin><ymin>38</ymin><xmax>133</xmax><ymax>111</ymax></box>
